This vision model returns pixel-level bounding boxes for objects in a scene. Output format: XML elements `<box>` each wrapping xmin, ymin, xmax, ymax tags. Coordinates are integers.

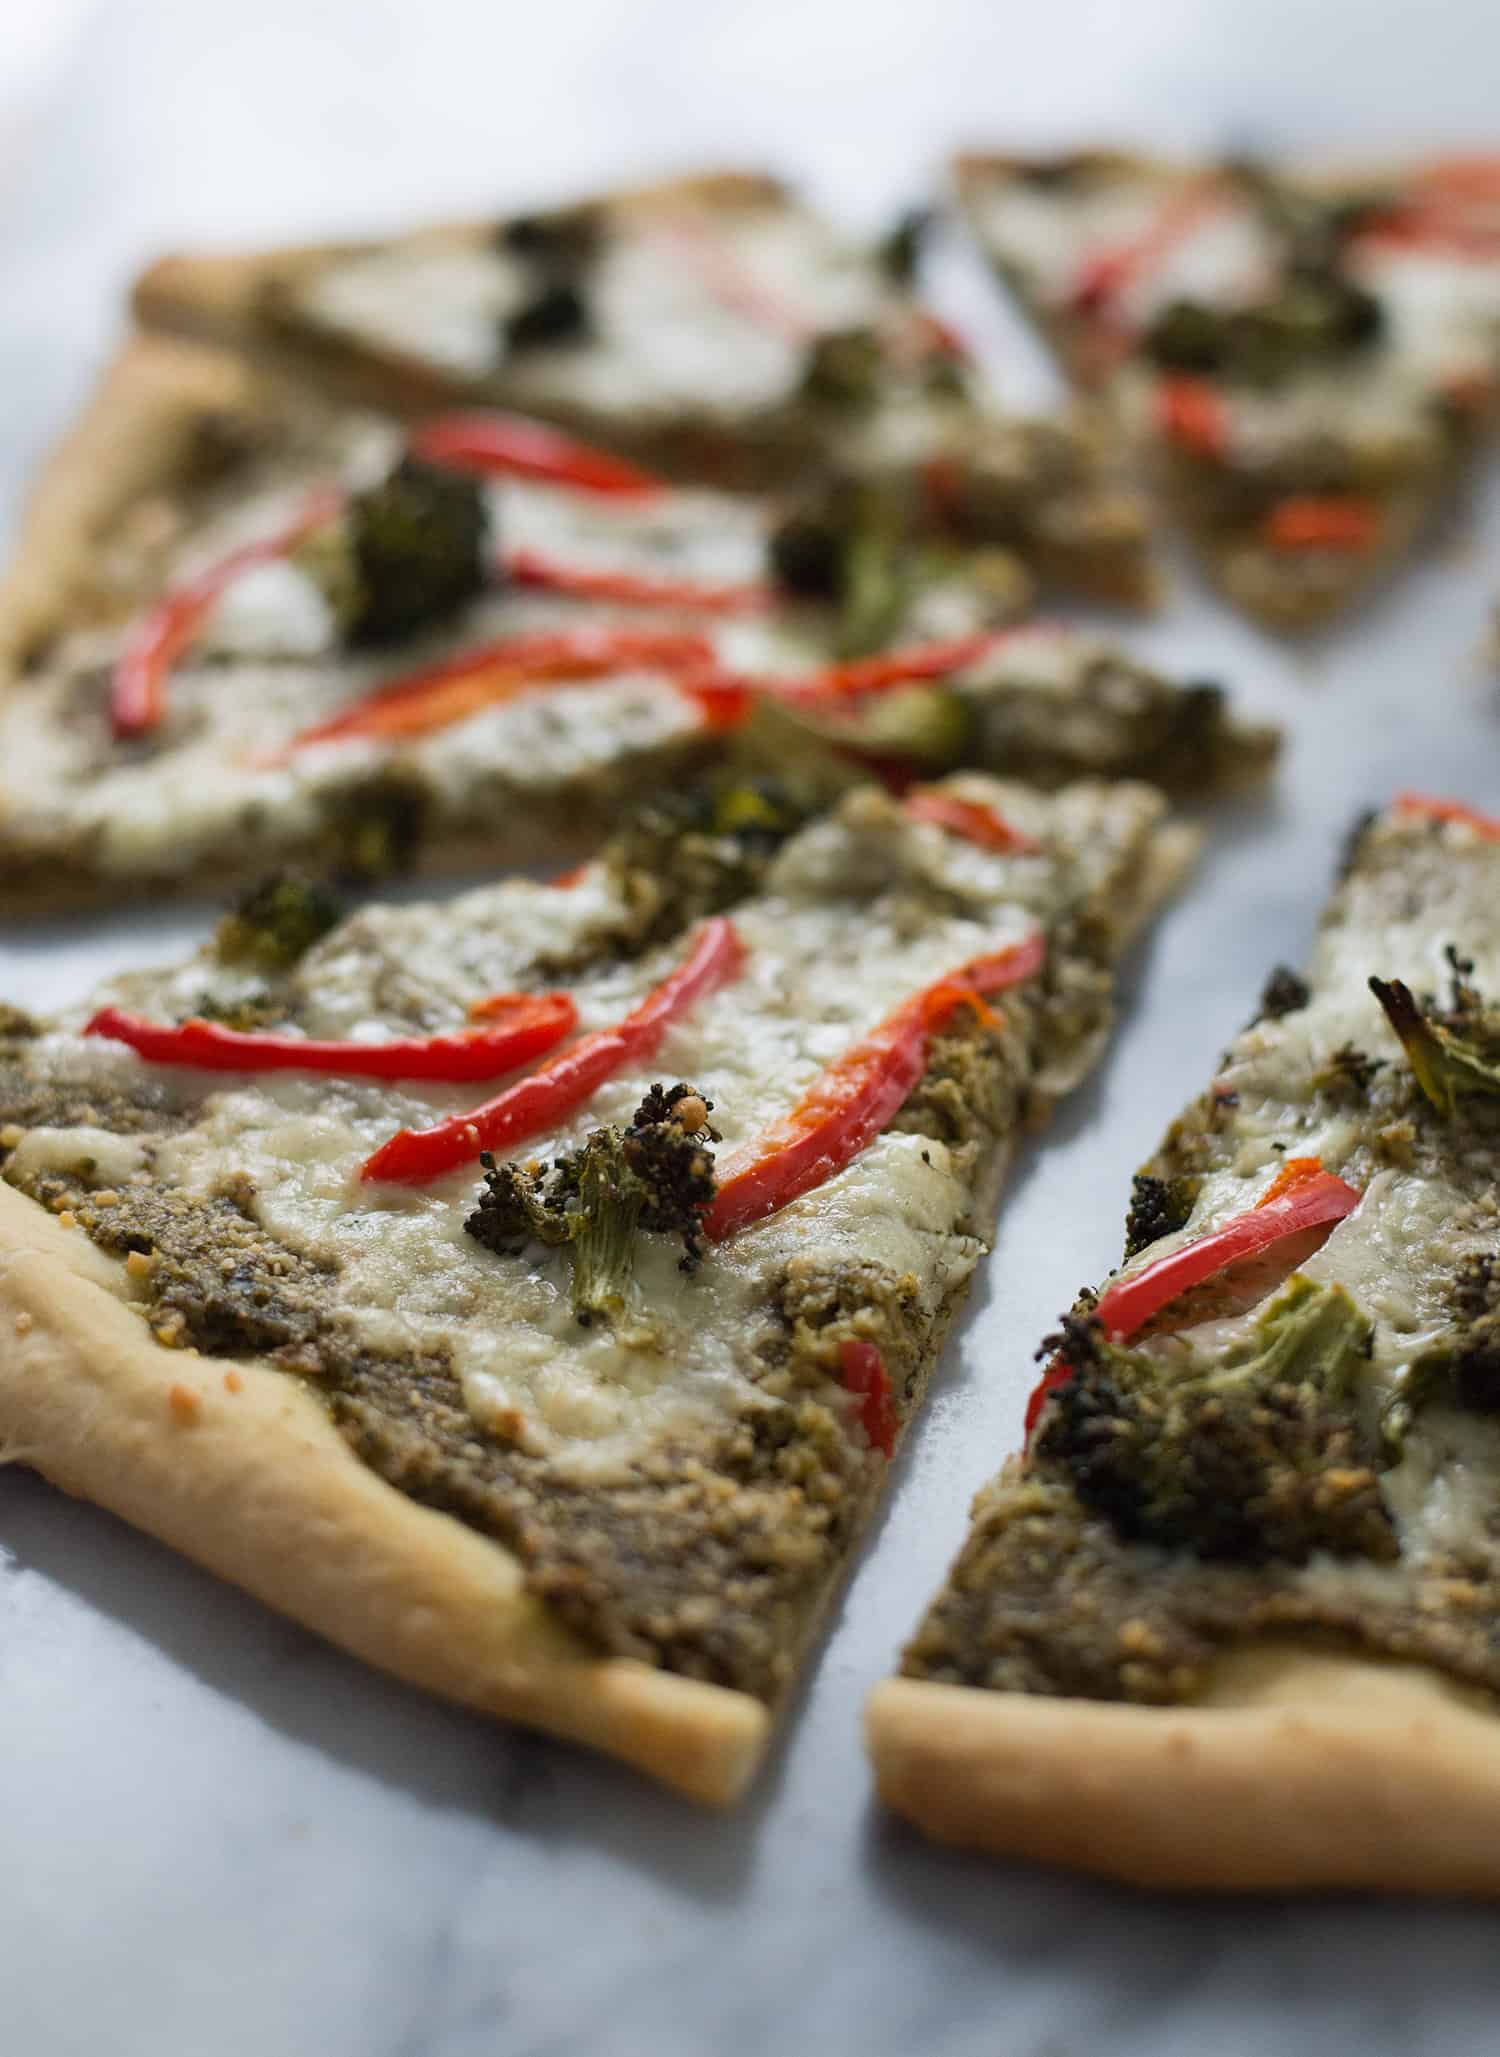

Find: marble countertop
<box><xmin>5</xmin><ymin>4</ymin><xmax>1500</xmax><ymax>2051</ymax></box>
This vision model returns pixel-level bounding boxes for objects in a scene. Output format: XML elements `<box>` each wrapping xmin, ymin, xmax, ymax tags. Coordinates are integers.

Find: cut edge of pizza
<box><xmin>869</xmin><ymin>791</ymin><xmax>1500</xmax><ymax>1893</ymax></box>
<box><xmin>0</xmin><ymin>333</ymin><xmax>1276</xmax><ymax>920</ymax></box>
<box><xmin>951</xmin><ymin>148</ymin><xmax>1500</xmax><ymax>633</ymax></box>
<box><xmin>0</xmin><ymin>772</ymin><xmax>1193</xmax><ymax>1805</ymax></box>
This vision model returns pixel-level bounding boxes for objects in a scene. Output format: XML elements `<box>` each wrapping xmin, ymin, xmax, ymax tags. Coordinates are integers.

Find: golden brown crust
<box><xmin>0</xmin><ymin>335</ymin><xmax>259</xmax><ymax>677</ymax></box>
<box><xmin>0</xmin><ymin>1182</ymin><xmax>767</xmax><ymax>1804</ymax></box>
<box><xmin>867</xmin><ymin>1642</ymin><xmax>1500</xmax><ymax>1894</ymax></box>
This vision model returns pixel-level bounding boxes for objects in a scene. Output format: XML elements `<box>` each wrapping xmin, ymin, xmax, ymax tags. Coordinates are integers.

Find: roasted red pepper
<box><xmin>277</xmin><ymin>627</ymin><xmax>720</xmax><ymax>754</ymax></box>
<box><xmin>1022</xmin><ymin>1157</ymin><xmax>1363</xmax><ymax>1444</ymax></box>
<box><xmin>111</xmin><ymin>489</ymin><xmax>343</xmax><ymax>738</ymax></box>
<box><xmin>1091</xmin><ymin>1156</ymin><xmax>1362</xmax><ymax>1341</ymax></box>
<box><xmin>704</xmin><ymin>932</ymin><xmax>1044</xmax><ymax>1241</ymax></box>
<box><xmin>1155</xmin><ymin>375</ymin><xmax>1229</xmax><ymax>460</ymax></box>
<box><xmin>1260</xmin><ymin>496</ymin><xmax>1381</xmax><ymax>553</ymax></box>
<box><xmin>407</xmin><ymin>412</ymin><xmax>665</xmax><ymax>498</ymax></box>
<box><xmin>361</xmin><ymin>916</ymin><xmax>746</xmax><ymax>1184</ymax></box>
<box><xmin>506</xmin><ymin>547</ymin><xmax>772</xmax><ymax>616</ymax></box>
<box><xmin>1067</xmin><ymin>180</ymin><xmax>1225</xmax><ymax>319</ymax></box>
<box><xmin>783</xmin><ymin>627</ymin><xmax>1056</xmax><ymax>707</ymax></box>
<box><xmin>1395</xmin><ymin>791</ymin><xmax>1500</xmax><ymax>841</ymax></box>
<box><xmin>839</xmin><ymin>1337</ymin><xmax>898</xmax><ymax>1458</ymax></box>
<box><xmin>902</xmin><ymin>787</ymin><xmax>1041</xmax><ymax>854</ymax></box>
<box><xmin>83</xmin><ymin>991</ymin><xmax>576</xmax><ymax>1083</ymax></box>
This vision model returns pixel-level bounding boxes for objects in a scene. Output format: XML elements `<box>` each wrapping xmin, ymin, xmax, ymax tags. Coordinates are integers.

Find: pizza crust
<box><xmin>867</xmin><ymin>1641</ymin><xmax>1500</xmax><ymax>1894</ymax></box>
<box><xmin>0</xmin><ymin>334</ymin><xmax>262</xmax><ymax>678</ymax></box>
<box><xmin>0</xmin><ymin>1181</ymin><xmax>768</xmax><ymax>1805</ymax></box>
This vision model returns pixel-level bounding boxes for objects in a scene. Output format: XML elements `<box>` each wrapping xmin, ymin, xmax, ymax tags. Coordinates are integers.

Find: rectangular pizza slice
<box><xmin>0</xmin><ymin>338</ymin><xmax>1275</xmax><ymax>917</ymax></box>
<box><xmin>0</xmin><ymin>773</ymin><xmax>1190</xmax><ymax>1802</ymax></box>
<box><xmin>129</xmin><ymin>169</ymin><xmax>1158</xmax><ymax>608</ymax></box>
<box><xmin>870</xmin><ymin>791</ymin><xmax>1500</xmax><ymax>1892</ymax></box>
<box><xmin>954</xmin><ymin>149</ymin><xmax>1500</xmax><ymax>628</ymax></box>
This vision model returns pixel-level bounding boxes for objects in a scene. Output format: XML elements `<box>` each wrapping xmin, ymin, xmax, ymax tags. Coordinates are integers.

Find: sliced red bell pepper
<box><xmin>360</xmin><ymin>915</ymin><xmax>746</xmax><ymax>1185</ymax></box>
<box><xmin>1067</xmin><ymin>179</ymin><xmax>1226</xmax><ymax>319</ymax></box>
<box><xmin>276</xmin><ymin>627</ymin><xmax>720</xmax><ymax>755</ymax></box>
<box><xmin>1260</xmin><ymin>496</ymin><xmax>1381</xmax><ymax>554</ymax></box>
<box><xmin>902</xmin><ymin>787</ymin><xmax>1041</xmax><ymax>854</ymax></box>
<box><xmin>703</xmin><ymin>931</ymin><xmax>1044</xmax><ymax>1242</ymax></box>
<box><xmin>1091</xmin><ymin>1155</ymin><xmax>1362</xmax><ymax>1342</ymax></box>
<box><xmin>1022</xmin><ymin>1156</ymin><xmax>1363</xmax><ymax>1444</ymax></box>
<box><xmin>83</xmin><ymin>991</ymin><xmax>576</xmax><ymax>1083</ymax></box>
<box><xmin>781</xmin><ymin>626</ymin><xmax>1060</xmax><ymax>707</ymax></box>
<box><xmin>406</xmin><ymin>412</ymin><xmax>665</xmax><ymax>499</ymax></box>
<box><xmin>1155</xmin><ymin>375</ymin><xmax>1230</xmax><ymax>460</ymax></box>
<box><xmin>505</xmin><ymin>547</ymin><xmax>773</xmax><ymax>616</ymax></box>
<box><xmin>656</xmin><ymin>217</ymin><xmax>819</xmax><ymax>343</ymax></box>
<box><xmin>111</xmin><ymin>488</ymin><xmax>344</xmax><ymax>739</ymax></box>
<box><xmin>838</xmin><ymin>1337</ymin><xmax>898</xmax><ymax>1458</ymax></box>
<box><xmin>1394</xmin><ymin>791</ymin><xmax>1500</xmax><ymax>841</ymax></box>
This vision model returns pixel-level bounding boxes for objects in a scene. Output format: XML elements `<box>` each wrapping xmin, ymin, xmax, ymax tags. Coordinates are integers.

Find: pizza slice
<box><xmin>954</xmin><ymin>150</ymin><xmax>1500</xmax><ymax>627</ymax></box>
<box><xmin>129</xmin><ymin>170</ymin><xmax>1157</xmax><ymax>608</ymax></box>
<box><xmin>0</xmin><ymin>770</ymin><xmax>1191</xmax><ymax>1802</ymax></box>
<box><xmin>870</xmin><ymin>791</ymin><xmax>1500</xmax><ymax>1892</ymax></box>
<box><xmin>0</xmin><ymin>338</ymin><xmax>1275</xmax><ymax>918</ymax></box>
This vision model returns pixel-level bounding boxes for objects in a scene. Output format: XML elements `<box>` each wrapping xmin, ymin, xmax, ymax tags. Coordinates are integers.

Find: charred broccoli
<box><xmin>465</xmin><ymin>1084</ymin><xmax>720</xmax><ymax>1325</ymax></box>
<box><xmin>877</xmin><ymin>206</ymin><xmax>932</xmax><ymax>284</ymax></box>
<box><xmin>1370</xmin><ymin>950</ymin><xmax>1500</xmax><ymax>1118</ymax></box>
<box><xmin>1382</xmin><ymin>1253</ymin><xmax>1500</xmax><ymax>1450</ymax></box>
<box><xmin>300</xmin><ymin>456</ymin><xmax>489</xmax><ymax>648</ymax></box>
<box><xmin>1256</xmin><ymin>964</ymin><xmax>1311</xmax><ymax>1022</ymax></box>
<box><xmin>1036</xmin><ymin>1275</ymin><xmax>1394</xmax><ymax>1563</ymax></box>
<box><xmin>214</xmin><ymin>872</ymin><xmax>343</xmax><ymax>971</ymax></box>
<box><xmin>1142</xmin><ymin>272</ymin><xmax>1382</xmax><ymax>386</ymax></box>
<box><xmin>505</xmin><ymin>281</ymin><xmax>590</xmax><ymax>352</ymax></box>
<box><xmin>1122</xmin><ymin>1171</ymin><xmax>1197</xmax><ymax>1260</ymax></box>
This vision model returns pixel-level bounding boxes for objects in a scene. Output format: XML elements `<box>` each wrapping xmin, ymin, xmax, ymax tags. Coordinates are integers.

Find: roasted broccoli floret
<box><xmin>299</xmin><ymin>456</ymin><xmax>489</xmax><ymax>648</ymax></box>
<box><xmin>1142</xmin><ymin>272</ymin><xmax>1382</xmax><ymax>386</ymax></box>
<box><xmin>498</xmin><ymin>203</ymin><xmax>604</xmax><ymax>269</ymax></box>
<box><xmin>878</xmin><ymin>206</ymin><xmax>932</xmax><ymax>284</ymax></box>
<box><xmin>1122</xmin><ymin>1171</ymin><xmax>1197</xmax><ymax>1260</ymax></box>
<box><xmin>1256</xmin><ymin>963</ymin><xmax>1311</xmax><ymax>1022</ymax></box>
<box><xmin>214</xmin><ymin>871</ymin><xmax>343</xmax><ymax>971</ymax></box>
<box><xmin>1036</xmin><ymin>1275</ymin><xmax>1393</xmax><ymax>1563</ymax></box>
<box><xmin>465</xmin><ymin>1084</ymin><xmax>720</xmax><ymax>1325</ymax></box>
<box><xmin>1382</xmin><ymin>1254</ymin><xmax>1500</xmax><ymax>1450</ymax></box>
<box><xmin>505</xmin><ymin>280</ymin><xmax>590</xmax><ymax>352</ymax></box>
<box><xmin>1369</xmin><ymin>954</ymin><xmax>1500</xmax><ymax>1118</ymax></box>
<box><xmin>799</xmin><ymin>326</ymin><xmax>886</xmax><ymax>409</ymax></box>
<box><xmin>323</xmin><ymin>769</ymin><xmax>431</xmax><ymax>880</ymax></box>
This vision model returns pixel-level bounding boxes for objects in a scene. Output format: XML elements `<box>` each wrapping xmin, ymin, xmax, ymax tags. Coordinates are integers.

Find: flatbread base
<box><xmin>867</xmin><ymin>1642</ymin><xmax>1500</xmax><ymax>1893</ymax></box>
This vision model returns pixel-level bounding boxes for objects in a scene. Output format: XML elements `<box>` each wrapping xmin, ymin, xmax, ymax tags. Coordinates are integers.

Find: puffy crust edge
<box><xmin>0</xmin><ymin>1181</ymin><xmax>768</xmax><ymax>1805</ymax></box>
<box><xmin>866</xmin><ymin>1644</ymin><xmax>1500</xmax><ymax>1894</ymax></box>
<box><xmin>0</xmin><ymin>334</ymin><xmax>258</xmax><ymax>679</ymax></box>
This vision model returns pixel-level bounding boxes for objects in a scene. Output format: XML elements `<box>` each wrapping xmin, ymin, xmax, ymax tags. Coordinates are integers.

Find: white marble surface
<box><xmin>6</xmin><ymin>4</ymin><xmax>1500</xmax><ymax>2052</ymax></box>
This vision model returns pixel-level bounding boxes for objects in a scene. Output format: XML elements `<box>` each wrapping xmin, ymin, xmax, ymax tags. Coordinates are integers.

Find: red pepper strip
<box><xmin>656</xmin><ymin>217</ymin><xmax>819</xmax><ymax>343</ymax></box>
<box><xmin>1260</xmin><ymin>496</ymin><xmax>1381</xmax><ymax>554</ymax></box>
<box><xmin>1067</xmin><ymin>178</ymin><xmax>1227</xmax><ymax>318</ymax></box>
<box><xmin>704</xmin><ymin>932</ymin><xmax>1045</xmax><ymax>1242</ymax></box>
<box><xmin>406</xmin><ymin>412</ymin><xmax>665</xmax><ymax>499</ymax></box>
<box><xmin>778</xmin><ymin>626</ymin><xmax>1062</xmax><ymax>708</ymax></box>
<box><xmin>1353</xmin><ymin>211</ymin><xmax>1500</xmax><ymax>261</ymax></box>
<box><xmin>1091</xmin><ymin>1158</ymin><xmax>1362</xmax><ymax>1343</ymax></box>
<box><xmin>505</xmin><ymin>547</ymin><xmax>773</xmax><ymax>616</ymax></box>
<box><xmin>360</xmin><ymin>916</ymin><xmax>747</xmax><ymax>1185</ymax></box>
<box><xmin>111</xmin><ymin>489</ymin><xmax>343</xmax><ymax>739</ymax></box>
<box><xmin>1023</xmin><ymin>1157</ymin><xmax>1362</xmax><ymax>1446</ymax></box>
<box><xmin>1415</xmin><ymin>157</ymin><xmax>1500</xmax><ymax>202</ymax></box>
<box><xmin>902</xmin><ymin>787</ymin><xmax>1041</xmax><ymax>854</ymax></box>
<box><xmin>83</xmin><ymin>992</ymin><xmax>576</xmax><ymax>1083</ymax></box>
<box><xmin>1394</xmin><ymin>791</ymin><xmax>1500</xmax><ymax>841</ymax></box>
<box><xmin>839</xmin><ymin>1337</ymin><xmax>898</xmax><ymax>1458</ymax></box>
<box><xmin>276</xmin><ymin>627</ymin><xmax>719</xmax><ymax>755</ymax></box>
<box><xmin>1155</xmin><ymin>375</ymin><xmax>1230</xmax><ymax>460</ymax></box>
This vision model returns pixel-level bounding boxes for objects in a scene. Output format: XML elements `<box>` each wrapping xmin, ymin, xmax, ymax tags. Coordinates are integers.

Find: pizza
<box><xmin>0</xmin><ymin>336</ymin><xmax>1276</xmax><ymax>918</ymax></box>
<box><xmin>129</xmin><ymin>169</ymin><xmax>1158</xmax><ymax>608</ymax></box>
<box><xmin>954</xmin><ymin>150</ymin><xmax>1500</xmax><ymax>627</ymax></box>
<box><xmin>869</xmin><ymin>792</ymin><xmax>1500</xmax><ymax>1892</ymax></box>
<box><xmin>0</xmin><ymin>770</ymin><xmax>1191</xmax><ymax>1802</ymax></box>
